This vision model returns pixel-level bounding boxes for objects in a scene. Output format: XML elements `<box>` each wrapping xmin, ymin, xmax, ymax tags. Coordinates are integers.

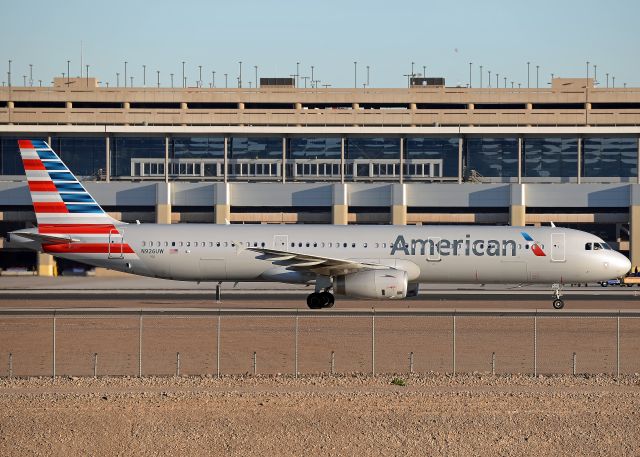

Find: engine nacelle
<box><xmin>335</xmin><ymin>269</ymin><xmax>408</xmax><ymax>299</ymax></box>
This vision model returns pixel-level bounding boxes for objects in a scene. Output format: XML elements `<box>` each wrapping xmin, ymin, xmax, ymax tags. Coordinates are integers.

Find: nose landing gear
<box><xmin>306</xmin><ymin>291</ymin><xmax>335</xmax><ymax>309</ymax></box>
<box><xmin>552</xmin><ymin>284</ymin><xmax>564</xmax><ymax>310</ymax></box>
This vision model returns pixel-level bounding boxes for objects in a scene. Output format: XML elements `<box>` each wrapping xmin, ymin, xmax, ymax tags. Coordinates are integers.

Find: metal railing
<box><xmin>1</xmin><ymin>308</ymin><xmax>638</xmax><ymax>378</ymax></box>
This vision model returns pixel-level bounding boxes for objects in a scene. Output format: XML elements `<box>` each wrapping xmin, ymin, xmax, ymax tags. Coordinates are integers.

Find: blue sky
<box><xmin>1</xmin><ymin>0</ymin><xmax>639</xmax><ymax>88</ymax></box>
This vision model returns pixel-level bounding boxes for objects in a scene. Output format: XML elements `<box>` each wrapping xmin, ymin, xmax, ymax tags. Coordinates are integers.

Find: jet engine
<box><xmin>335</xmin><ymin>269</ymin><xmax>408</xmax><ymax>299</ymax></box>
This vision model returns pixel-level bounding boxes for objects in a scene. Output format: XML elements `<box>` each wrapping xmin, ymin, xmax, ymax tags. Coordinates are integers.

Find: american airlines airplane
<box><xmin>8</xmin><ymin>140</ymin><xmax>631</xmax><ymax>310</ymax></box>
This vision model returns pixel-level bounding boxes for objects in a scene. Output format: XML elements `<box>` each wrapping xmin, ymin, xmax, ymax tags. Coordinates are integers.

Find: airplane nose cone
<box><xmin>613</xmin><ymin>253</ymin><xmax>631</xmax><ymax>277</ymax></box>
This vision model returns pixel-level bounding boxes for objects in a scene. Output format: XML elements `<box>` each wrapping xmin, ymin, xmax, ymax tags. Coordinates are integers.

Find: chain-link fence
<box><xmin>1</xmin><ymin>309</ymin><xmax>639</xmax><ymax>378</ymax></box>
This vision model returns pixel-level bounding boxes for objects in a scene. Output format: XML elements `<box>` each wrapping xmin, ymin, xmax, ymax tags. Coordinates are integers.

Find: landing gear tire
<box><xmin>552</xmin><ymin>299</ymin><xmax>565</xmax><ymax>310</ymax></box>
<box><xmin>320</xmin><ymin>291</ymin><xmax>335</xmax><ymax>308</ymax></box>
<box><xmin>306</xmin><ymin>292</ymin><xmax>335</xmax><ymax>309</ymax></box>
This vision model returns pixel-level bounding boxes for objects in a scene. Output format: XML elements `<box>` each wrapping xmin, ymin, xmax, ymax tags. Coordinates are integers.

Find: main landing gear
<box><xmin>306</xmin><ymin>291</ymin><xmax>335</xmax><ymax>309</ymax></box>
<box><xmin>552</xmin><ymin>284</ymin><xmax>564</xmax><ymax>310</ymax></box>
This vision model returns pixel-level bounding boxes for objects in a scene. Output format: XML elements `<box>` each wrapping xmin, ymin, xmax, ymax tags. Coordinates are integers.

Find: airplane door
<box><xmin>426</xmin><ymin>237</ymin><xmax>441</xmax><ymax>262</ymax></box>
<box><xmin>273</xmin><ymin>235</ymin><xmax>289</xmax><ymax>250</ymax></box>
<box><xmin>108</xmin><ymin>230</ymin><xmax>124</xmax><ymax>259</ymax></box>
<box><xmin>551</xmin><ymin>233</ymin><xmax>565</xmax><ymax>262</ymax></box>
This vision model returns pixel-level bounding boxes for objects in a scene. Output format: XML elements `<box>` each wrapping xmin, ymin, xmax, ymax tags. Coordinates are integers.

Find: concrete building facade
<box><xmin>1</xmin><ymin>77</ymin><xmax>639</xmax><ymax>275</ymax></box>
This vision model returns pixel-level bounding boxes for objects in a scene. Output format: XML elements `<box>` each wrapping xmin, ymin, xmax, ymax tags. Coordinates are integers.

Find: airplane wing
<box><xmin>10</xmin><ymin>231</ymin><xmax>79</xmax><ymax>244</ymax></box>
<box><xmin>245</xmin><ymin>246</ymin><xmax>394</xmax><ymax>276</ymax></box>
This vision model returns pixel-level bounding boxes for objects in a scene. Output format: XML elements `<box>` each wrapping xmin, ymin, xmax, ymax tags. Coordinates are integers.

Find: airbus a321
<box><xmin>8</xmin><ymin>140</ymin><xmax>631</xmax><ymax>309</ymax></box>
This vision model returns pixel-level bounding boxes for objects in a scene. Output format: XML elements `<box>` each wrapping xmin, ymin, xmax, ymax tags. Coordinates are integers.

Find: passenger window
<box><xmin>343</xmin><ymin>243</ymin><xmax>347</xmax><ymax>248</ymax></box>
<box><xmin>179</xmin><ymin>242</ymin><xmax>184</xmax><ymax>247</ymax></box>
<box><xmin>186</xmin><ymin>242</ymin><xmax>191</xmax><ymax>247</ymax></box>
<box><xmin>172</xmin><ymin>242</ymin><xmax>176</xmax><ymax>247</ymax></box>
<box><xmin>382</xmin><ymin>243</ymin><xmax>387</xmax><ymax>248</ymax></box>
<box><xmin>164</xmin><ymin>241</ymin><xmax>169</xmax><ymax>247</ymax></box>
<box><xmin>306</xmin><ymin>242</ymin><xmax>310</xmax><ymax>247</ymax></box>
<box><xmin>364</xmin><ymin>243</ymin><xmax>368</xmax><ymax>248</ymax></box>
<box><xmin>375</xmin><ymin>243</ymin><xmax>379</xmax><ymax>248</ymax></box>
<box><xmin>321</xmin><ymin>242</ymin><xmax>325</xmax><ymax>247</ymax></box>
<box><xmin>298</xmin><ymin>242</ymin><xmax>302</xmax><ymax>247</ymax></box>
<box><xmin>291</xmin><ymin>242</ymin><xmax>295</xmax><ymax>247</ymax></box>
<box><xmin>216</xmin><ymin>242</ymin><xmax>220</xmax><ymax>247</ymax></box>
<box><xmin>223</xmin><ymin>242</ymin><xmax>228</xmax><ymax>247</ymax></box>
<box><xmin>142</xmin><ymin>241</ymin><xmax>146</xmax><ymax>247</ymax></box>
<box><xmin>313</xmin><ymin>242</ymin><xmax>317</xmax><ymax>248</ymax></box>
<box><xmin>261</xmin><ymin>242</ymin><xmax>265</xmax><ymax>247</ymax></box>
<box><xmin>352</xmin><ymin>243</ymin><xmax>356</xmax><ymax>248</ymax></box>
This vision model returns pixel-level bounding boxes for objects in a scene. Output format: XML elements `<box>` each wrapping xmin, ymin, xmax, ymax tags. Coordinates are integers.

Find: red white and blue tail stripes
<box><xmin>18</xmin><ymin>139</ymin><xmax>135</xmax><ymax>258</ymax></box>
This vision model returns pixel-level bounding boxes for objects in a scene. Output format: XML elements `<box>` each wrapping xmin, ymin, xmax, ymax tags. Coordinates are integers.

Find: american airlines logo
<box><xmin>390</xmin><ymin>232</ymin><xmax>546</xmax><ymax>257</ymax></box>
<box><xmin>391</xmin><ymin>235</ymin><xmax>518</xmax><ymax>257</ymax></box>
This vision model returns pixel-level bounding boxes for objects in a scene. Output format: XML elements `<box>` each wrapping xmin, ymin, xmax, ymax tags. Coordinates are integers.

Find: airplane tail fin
<box><xmin>18</xmin><ymin>139</ymin><xmax>123</xmax><ymax>231</ymax></box>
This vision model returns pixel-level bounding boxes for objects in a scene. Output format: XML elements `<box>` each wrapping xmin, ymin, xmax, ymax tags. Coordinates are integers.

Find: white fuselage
<box><xmin>41</xmin><ymin>224</ymin><xmax>630</xmax><ymax>285</ymax></box>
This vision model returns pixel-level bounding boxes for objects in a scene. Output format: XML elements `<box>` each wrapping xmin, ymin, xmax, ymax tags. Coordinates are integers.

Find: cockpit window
<box><xmin>585</xmin><ymin>243</ymin><xmax>592</xmax><ymax>250</ymax></box>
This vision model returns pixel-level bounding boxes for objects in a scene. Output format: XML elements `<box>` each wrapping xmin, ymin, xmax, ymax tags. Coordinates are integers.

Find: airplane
<box><xmin>7</xmin><ymin>139</ymin><xmax>631</xmax><ymax>310</ymax></box>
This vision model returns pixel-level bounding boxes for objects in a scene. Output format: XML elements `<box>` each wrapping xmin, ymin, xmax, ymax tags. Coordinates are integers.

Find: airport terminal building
<box><xmin>1</xmin><ymin>76</ymin><xmax>639</xmax><ymax>275</ymax></box>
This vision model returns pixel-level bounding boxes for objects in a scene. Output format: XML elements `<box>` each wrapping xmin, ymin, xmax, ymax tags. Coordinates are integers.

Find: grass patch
<box><xmin>391</xmin><ymin>377</ymin><xmax>406</xmax><ymax>386</ymax></box>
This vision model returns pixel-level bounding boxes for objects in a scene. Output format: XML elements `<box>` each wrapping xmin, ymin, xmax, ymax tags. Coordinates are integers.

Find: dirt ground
<box><xmin>0</xmin><ymin>374</ymin><xmax>639</xmax><ymax>456</ymax></box>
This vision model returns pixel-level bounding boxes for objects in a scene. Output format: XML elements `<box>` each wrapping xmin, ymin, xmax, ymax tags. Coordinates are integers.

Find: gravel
<box><xmin>1</xmin><ymin>373</ymin><xmax>639</xmax><ymax>456</ymax></box>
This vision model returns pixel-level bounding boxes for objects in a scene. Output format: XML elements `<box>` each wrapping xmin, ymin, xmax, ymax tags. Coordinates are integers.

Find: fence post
<box><xmin>138</xmin><ymin>312</ymin><xmax>143</xmax><ymax>378</ymax></box>
<box><xmin>294</xmin><ymin>310</ymin><xmax>299</xmax><ymax>378</ymax></box>
<box><xmin>330</xmin><ymin>351</ymin><xmax>335</xmax><ymax>375</ymax></box>
<box><xmin>452</xmin><ymin>314</ymin><xmax>456</xmax><ymax>375</ymax></box>
<box><xmin>176</xmin><ymin>352</ymin><xmax>180</xmax><ymax>377</ymax></box>
<box><xmin>616</xmin><ymin>313</ymin><xmax>620</xmax><ymax>378</ymax></box>
<box><xmin>93</xmin><ymin>353</ymin><xmax>98</xmax><ymax>378</ymax></box>
<box><xmin>371</xmin><ymin>308</ymin><xmax>375</xmax><ymax>376</ymax></box>
<box><xmin>217</xmin><ymin>309</ymin><xmax>221</xmax><ymax>378</ymax></box>
<box><xmin>52</xmin><ymin>312</ymin><xmax>56</xmax><ymax>378</ymax></box>
<box><xmin>492</xmin><ymin>352</ymin><xmax>496</xmax><ymax>376</ymax></box>
<box><xmin>253</xmin><ymin>351</ymin><xmax>257</xmax><ymax>376</ymax></box>
<box><xmin>572</xmin><ymin>352</ymin><xmax>577</xmax><ymax>376</ymax></box>
<box><xmin>533</xmin><ymin>314</ymin><xmax>537</xmax><ymax>377</ymax></box>
<box><xmin>8</xmin><ymin>353</ymin><xmax>12</xmax><ymax>378</ymax></box>
<box><xmin>409</xmin><ymin>352</ymin><xmax>414</xmax><ymax>374</ymax></box>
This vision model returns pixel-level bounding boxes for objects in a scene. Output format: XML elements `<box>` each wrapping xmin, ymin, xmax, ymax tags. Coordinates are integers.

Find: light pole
<box><xmin>198</xmin><ymin>65</ymin><xmax>202</xmax><ymax>88</ymax></box>
<box><xmin>124</xmin><ymin>61</ymin><xmax>127</xmax><ymax>88</ymax></box>
<box><xmin>488</xmin><ymin>70</ymin><xmax>491</xmax><ymax>88</ymax></box>
<box><xmin>7</xmin><ymin>59</ymin><xmax>11</xmax><ymax>87</ymax></box>
<box><xmin>143</xmin><ymin>65</ymin><xmax>146</xmax><ymax>86</ymax></box>
<box><xmin>116</xmin><ymin>72</ymin><xmax>120</xmax><ymax>87</ymax></box>
<box><xmin>86</xmin><ymin>64</ymin><xmax>89</xmax><ymax>86</ymax></box>
<box><xmin>301</xmin><ymin>76</ymin><xmax>309</xmax><ymax>88</ymax></box>
<box><xmin>311</xmin><ymin>65</ymin><xmax>315</xmax><ymax>87</ymax></box>
<box><xmin>606</xmin><ymin>73</ymin><xmax>609</xmax><ymax>88</ymax></box>
<box><xmin>224</xmin><ymin>73</ymin><xmax>228</xmax><ymax>88</ymax></box>
<box><xmin>411</xmin><ymin>61</ymin><xmax>415</xmax><ymax>78</ymax></box>
<box><xmin>612</xmin><ymin>75</ymin><xmax>615</xmax><ymax>88</ymax></box>
<box><xmin>238</xmin><ymin>61</ymin><xmax>242</xmax><ymax>88</ymax></box>
<box><xmin>296</xmin><ymin>61</ymin><xmax>299</xmax><ymax>87</ymax></box>
<box><xmin>366</xmin><ymin>65</ymin><xmax>370</xmax><ymax>86</ymax></box>
<box><xmin>504</xmin><ymin>77</ymin><xmax>506</xmax><ymax>88</ymax></box>
<box><xmin>469</xmin><ymin>62</ymin><xmax>472</xmax><ymax>88</ymax></box>
<box><xmin>23</xmin><ymin>75</ymin><xmax>26</xmax><ymax>86</ymax></box>
<box><xmin>182</xmin><ymin>61</ymin><xmax>185</xmax><ymax>88</ymax></box>
<box><xmin>586</xmin><ymin>61</ymin><xmax>590</xmax><ymax>83</ymax></box>
<box><xmin>536</xmin><ymin>65</ymin><xmax>539</xmax><ymax>89</ymax></box>
<box><xmin>479</xmin><ymin>65</ymin><xmax>483</xmax><ymax>88</ymax></box>
<box><xmin>170</xmin><ymin>73</ymin><xmax>174</xmax><ymax>88</ymax></box>
<box><xmin>593</xmin><ymin>64</ymin><xmax>597</xmax><ymax>85</ymax></box>
<box><xmin>212</xmin><ymin>71</ymin><xmax>215</xmax><ymax>88</ymax></box>
<box><xmin>496</xmin><ymin>73</ymin><xmax>499</xmax><ymax>88</ymax></box>
<box><xmin>130</xmin><ymin>76</ymin><xmax>133</xmax><ymax>87</ymax></box>
<box><xmin>157</xmin><ymin>70</ymin><xmax>160</xmax><ymax>88</ymax></box>
<box><xmin>67</xmin><ymin>60</ymin><xmax>70</xmax><ymax>87</ymax></box>
<box><xmin>527</xmin><ymin>62</ymin><xmax>530</xmax><ymax>88</ymax></box>
<box><xmin>354</xmin><ymin>61</ymin><xmax>357</xmax><ymax>88</ymax></box>
<box><xmin>254</xmin><ymin>65</ymin><xmax>258</xmax><ymax>88</ymax></box>
<box><xmin>423</xmin><ymin>65</ymin><xmax>426</xmax><ymax>78</ymax></box>
<box><xmin>29</xmin><ymin>64</ymin><xmax>33</xmax><ymax>86</ymax></box>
